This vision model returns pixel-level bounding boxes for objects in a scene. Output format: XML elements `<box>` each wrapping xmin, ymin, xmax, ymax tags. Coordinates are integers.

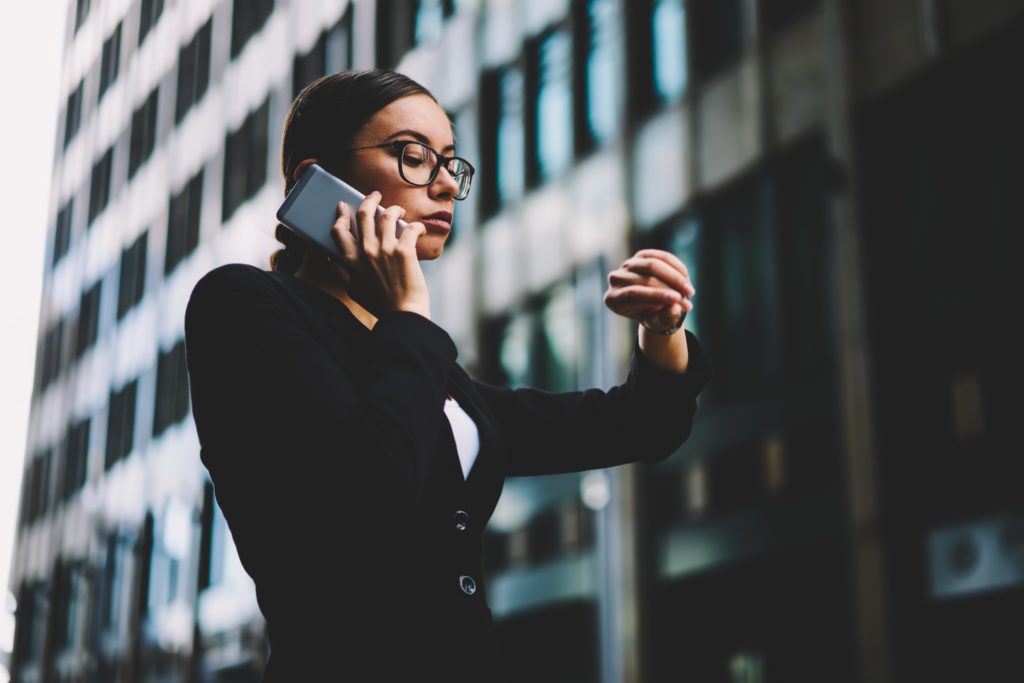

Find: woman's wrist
<box><xmin>641</xmin><ymin>310</ymin><xmax>686</xmax><ymax>336</ymax></box>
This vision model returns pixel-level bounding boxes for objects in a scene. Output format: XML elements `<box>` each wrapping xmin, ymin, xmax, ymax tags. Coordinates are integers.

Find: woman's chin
<box><xmin>416</xmin><ymin>235</ymin><xmax>448</xmax><ymax>260</ymax></box>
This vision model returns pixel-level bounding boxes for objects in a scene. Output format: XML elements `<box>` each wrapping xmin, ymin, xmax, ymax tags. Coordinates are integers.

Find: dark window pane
<box><xmin>64</xmin><ymin>81</ymin><xmax>84</xmax><ymax>149</ymax></box>
<box><xmin>175</xmin><ymin>19</ymin><xmax>212</xmax><ymax>123</ymax></box>
<box><xmin>74</xmin><ymin>281</ymin><xmax>102</xmax><ymax>359</ymax></box>
<box><xmin>61</xmin><ymin>418</ymin><xmax>91</xmax><ymax>500</ymax></box>
<box><xmin>53</xmin><ymin>199</ymin><xmax>74</xmax><ymax>266</ymax></box>
<box><xmin>292</xmin><ymin>34</ymin><xmax>326</xmax><ymax>98</ymax></box>
<box><xmin>689</xmin><ymin>0</ymin><xmax>743</xmax><ymax>81</ymax></box>
<box><xmin>325</xmin><ymin>8</ymin><xmax>353</xmax><ymax>72</ymax></box>
<box><xmin>231</xmin><ymin>0</ymin><xmax>275</xmax><ymax>58</ymax></box>
<box><xmin>759</xmin><ymin>0</ymin><xmax>819</xmax><ymax>34</ymax></box>
<box><xmin>138</xmin><ymin>0</ymin><xmax>165</xmax><ymax>46</ymax></box>
<box><xmin>98</xmin><ymin>23</ymin><xmax>123</xmax><ymax>101</ymax></box>
<box><xmin>106</xmin><ymin>379</ymin><xmax>138</xmax><ymax>468</ymax></box>
<box><xmin>88</xmin><ymin>146</ymin><xmax>115</xmax><ymax>225</ymax></box>
<box><xmin>75</xmin><ymin>0</ymin><xmax>92</xmax><ymax>33</ymax></box>
<box><xmin>153</xmin><ymin>339</ymin><xmax>188</xmax><ymax>436</ymax></box>
<box><xmin>222</xmin><ymin>97</ymin><xmax>270</xmax><ymax>222</ymax></box>
<box><xmin>117</xmin><ymin>232</ymin><xmax>148</xmax><ymax>318</ymax></box>
<box><xmin>165</xmin><ymin>169</ymin><xmax>203</xmax><ymax>274</ymax></box>
<box><xmin>129</xmin><ymin>87</ymin><xmax>159</xmax><ymax>178</ymax></box>
<box><xmin>375</xmin><ymin>0</ymin><xmax>416</xmax><ymax>68</ymax></box>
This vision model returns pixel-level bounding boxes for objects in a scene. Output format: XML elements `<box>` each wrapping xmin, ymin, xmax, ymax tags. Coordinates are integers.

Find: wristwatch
<box><xmin>642</xmin><ymin>310</ymin><xmax>687</xmax><ymax>336</ymax></box>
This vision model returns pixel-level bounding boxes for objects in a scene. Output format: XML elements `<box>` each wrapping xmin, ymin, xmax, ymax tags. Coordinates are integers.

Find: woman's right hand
<box><xmin>329</xmin><ymin>191</ymin><xmax>431</xmax><ymax>319</ymax></box>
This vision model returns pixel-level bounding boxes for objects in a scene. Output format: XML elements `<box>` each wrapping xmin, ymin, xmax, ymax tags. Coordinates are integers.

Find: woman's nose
<box><xmin>431</xmin><ymin>163</ymin><xmax>460</xmax><ymax>197</ymax></box>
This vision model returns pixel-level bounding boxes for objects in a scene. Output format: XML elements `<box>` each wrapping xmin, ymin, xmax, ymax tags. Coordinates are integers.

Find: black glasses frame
<box><xmin>347</xmin><ymin>140</ymin><xmax>475</xmax><ymax>200</ymax></box>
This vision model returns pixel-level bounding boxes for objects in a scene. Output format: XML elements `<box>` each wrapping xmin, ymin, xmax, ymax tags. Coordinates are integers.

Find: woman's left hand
<box><xmin>603</xmin><ymin>249</ymin><xmax>695</xmax><ymax>330</ymax></box>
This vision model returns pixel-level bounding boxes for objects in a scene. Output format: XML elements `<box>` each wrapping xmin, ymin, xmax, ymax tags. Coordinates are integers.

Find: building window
<box><xmin>74</xmin><ymin>0</ymin><xmax>91</xmax><ymax>33</ymax></box>
<box><xmin>175</xmin><ymin>19</ymin><xmax>212</xmax><ymax>124</ymax></box>
<box><xmin>295</xmin><ymin>8</ymin><xmax>357</xmax><ymax>93</ymax></box>
<box><xmin>164</xmin><ymin>169</ymin><xmax>203</xmax><ymax>275</ymax></box>
<box><xmin>100</xmin><ymin>535</ymin><xmax>128</xmax><ymax>634</ymax></box>
<box><xmin>495</xmin><ymin>66</ymin><xmax>526</xmax><ymax>207</ymax></box>
<box><xmin>652</xmin><ymin>0</ymin><xmax>688</xmax><ymax>102</ymax></box>
<box><xmin>293</xmin><ymin>34</ymin><xmax>327</xmax><ymax>98</ymax></box>
<box><xmin>117</xmin><ymin>232</ymin><xmax>147</xmax><ymax>318</ymax></box>
<box><xmin>39</xmin><ymin>319</ymin><xmax>66</xmax><ymax>390</ymax></box>
<box><xmin>64</xmin><ymin>81</ymin><xmax>84</xmax><ymax>149</ymax></box>
<box><xmin>231</xmin><ymin>0</ymin><xmax>274</xmax><ymax>58</ymax></box>
<box><xmin>20</xmin><ymin>449</ymin><xmax>53</xmax><ymax>527</ymax></box>
<box><xmin>52</xmin><ymin>562</ymin><xmax>86</xmax><ymax>654</ymax></box>
<box><xmin>575</xmin><ymin>0</ymin><xmax>624</xmax><ymax>153</ymax></box>
<box><xmin>222</xmin><ymin>97</ymin><xmax>270</xmax><ymax>222</ymax></box>
<box><xmin>528</xmin><ymin>29</ymin><xmax>574</xmax><ymax>185</ymax></box>
<box><xmin>138</xmin><ymin>0</ymin><xmax>165</xmax><ymax>46</ymax></box>
<box><xmin>375</xmin><ymin>0</ymin><xmax>417</xmax><ymax>68</ymax></box>
<box><xmin>705</xmin><ymin>177</ymin><xmax>784</xmax><ymax>395</ymax></box>
<box><xmin>74</xmin><ymin>281</ymin><xmax>102</xmax><ymax>359</ymax></box>
<box><xmin>153</xmin><ymin>339</ymin><xmax>189</xmax><ymax>437</ymax></box>
<box><xmin>483</xmin><ymin>283</ymin><xmax>581</xmax><ymax>392</ymax></box>
<box><xmin>88</xmin><ymin>145</ymin><xmax>115</xmax><ymax>225</ymax></box>
<box><xmin>689</xmin><ymin>0</ymin><xmax>744</xmax><ymax>82</ymax></box>
<box><xmin>415</xmin><ymin>0</ymin><xmax>446</xmax><ymax>45</ymax></box>
<box><xmin>325</xmin><ymin>8</ymin><xmax>354</xmax><ymax>73</ymax></box>
<box><xmin>60</xmin><ymin>417</ymin><xmax>91</xmax><ymax>501</ymax></box>
<box><xmin>98</xmin><ymin>23</ymin><xmax>123</xmax><ymax>102</ymax></box>
<box><xmin>759</xmin><ymin>0</ymin><xmax>819</xmax><ymax>35</ymax></box>
<box><xmin>106</xmin><ymin>379</ymin><xmax>138</xmax><ymax>469</ymax></box>
<box><xmin>11</xmin><ymin>582</ymin><xmax>48</xmax><ymax>668</ymax></box>
<box><xmin>129</xmin><ymin>87</ymin><xmax>159</xmax><ymax>178</ymax></box>
<box><xmin>53</xmin><ymin>199</ymin><xmax>74</xmax><ymax>267</ymax></box>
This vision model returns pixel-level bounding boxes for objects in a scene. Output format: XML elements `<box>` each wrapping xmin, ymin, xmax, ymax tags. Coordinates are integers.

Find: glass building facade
<box><xmin>8</xmin><ymin>1</ymin><xmax>1023</xmax><ymax>681</ymax></box>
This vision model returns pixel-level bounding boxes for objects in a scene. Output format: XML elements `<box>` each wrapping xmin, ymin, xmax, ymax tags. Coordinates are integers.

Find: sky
<box><xmin>0</xmin><ymin>2</ymin><xmax>67</xmax><ymax>669</ymax></box>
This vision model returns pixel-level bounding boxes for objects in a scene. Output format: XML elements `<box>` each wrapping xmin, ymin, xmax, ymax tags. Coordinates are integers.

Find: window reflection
<box><xmin>652</xmin><ymin>0</ymin><xmax>688</xmax><ymax>102</ymax></box>
<box><xmin>535</xmin><ymin>30</ymin><xmax>573</xmax><ymax>181</ymax></box>
<box><xmin>498</xmin><ymin>68</ymin><xmax>526</xmax><ymax>204</ymax></box>
<box><xmin>584</xmin><ymin>0</ymin><xmax>623</xmax><ymax>145</ymax></box>
<box><xmin>669</xmin><ymin>216</ymin><xmax>700</xmax><ymax>338</ymax></box>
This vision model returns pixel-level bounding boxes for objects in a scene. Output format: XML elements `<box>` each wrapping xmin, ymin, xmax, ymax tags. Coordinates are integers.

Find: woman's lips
<box><xmin>419</xmin><ymin>217</ymin><xmax>452</xmax><ymax>232</ymax></box>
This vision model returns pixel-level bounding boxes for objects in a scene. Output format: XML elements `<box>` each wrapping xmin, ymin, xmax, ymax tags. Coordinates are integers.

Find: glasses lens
<box><xmin>448</xmin><ymin>159</ymin><xmax>474</xmax><ymax>200</ymax></box>
<box><xmin>400</xmin><ymin>143</ymin><xmax>436</xmax><ymax>185</ymax></box>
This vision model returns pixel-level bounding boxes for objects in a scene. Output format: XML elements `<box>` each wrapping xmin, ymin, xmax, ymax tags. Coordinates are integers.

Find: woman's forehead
<box><xmin>363</xmin><ymin>94</ymin><xmax>454</xmax><ymax>148</ymax></box>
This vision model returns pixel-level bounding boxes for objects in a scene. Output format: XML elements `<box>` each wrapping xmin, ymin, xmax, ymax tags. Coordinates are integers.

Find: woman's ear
<box><xmin>293</xmin><ymin>158</ymin><xmax>319</xmax><ymax>183</ymax></box>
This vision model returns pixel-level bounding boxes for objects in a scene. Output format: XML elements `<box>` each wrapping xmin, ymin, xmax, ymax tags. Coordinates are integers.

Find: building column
<box><xmin>821</xmin><ymin>2</ymin><xmax>892</xmax><ymax>682</ymax></box>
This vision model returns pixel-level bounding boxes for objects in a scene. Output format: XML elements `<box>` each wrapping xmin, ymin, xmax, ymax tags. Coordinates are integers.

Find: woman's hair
<box><xmin>270</xmin><ymin>69</ymin><xmax>438</xmax><ymax>274</ymax></box>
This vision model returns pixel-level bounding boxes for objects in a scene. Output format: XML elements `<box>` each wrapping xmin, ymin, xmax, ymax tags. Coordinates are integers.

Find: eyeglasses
<box><xmin>348</xmin><ymin>140</ymin><xmax>475</xmax><ymax>200</ymax></box>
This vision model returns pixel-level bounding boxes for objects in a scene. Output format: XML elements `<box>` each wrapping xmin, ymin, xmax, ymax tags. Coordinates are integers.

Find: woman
<box><xmin>184</xmin><ymin>69</ymin><xmax>709</xmax><ymax>682</ymax></box>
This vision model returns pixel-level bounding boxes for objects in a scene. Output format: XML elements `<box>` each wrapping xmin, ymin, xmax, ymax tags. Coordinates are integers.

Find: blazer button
<box><xmin>459</xmin><ymin>575</ymin><xmax>477</xmax><ymax>596</ymax></box>
<box><xmin>453</xmin><ymin>510</ymin><xmax>470</xmax><ymax>531</ymax></box>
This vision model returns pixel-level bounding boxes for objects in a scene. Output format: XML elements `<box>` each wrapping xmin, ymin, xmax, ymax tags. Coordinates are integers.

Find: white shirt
<box><xmin>443</xmin><ymin>395</ymin><xmax>480</xmax><ymax>479</ymax></box>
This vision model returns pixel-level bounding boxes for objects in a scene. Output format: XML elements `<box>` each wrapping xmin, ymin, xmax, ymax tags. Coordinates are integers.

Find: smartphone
<box><xmin>275</xmin><ymin>163</ymin><xmax>406</xmax><ymax>260</ymax></box>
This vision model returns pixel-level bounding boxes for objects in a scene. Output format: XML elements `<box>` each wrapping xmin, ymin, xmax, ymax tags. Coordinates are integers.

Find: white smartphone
<box><xmin>275</xmin><ymin>163</ymin><xmax>406</xmax><ymax>260</ymax></box>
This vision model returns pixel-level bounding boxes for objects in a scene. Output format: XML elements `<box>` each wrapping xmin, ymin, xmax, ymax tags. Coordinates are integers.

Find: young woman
<box><xmin>184</xmin><ymin>69</ymin><xmax>709</xmax><ymax>682</ymax></box>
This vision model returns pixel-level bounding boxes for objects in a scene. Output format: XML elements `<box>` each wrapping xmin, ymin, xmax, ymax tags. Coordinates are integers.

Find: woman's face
<box><xmin>340</xmin><ymin>94</ymin><xmax>460</xmax><ymax>261</ymax></box>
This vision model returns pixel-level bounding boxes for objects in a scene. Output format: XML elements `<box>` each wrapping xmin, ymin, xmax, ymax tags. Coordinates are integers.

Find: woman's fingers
<box><xmin>635</xmin><ymin>249</ymin><xmax>690</xmax><ymax>280</ymax></box>
<box><xmin>378</xmin><ymin>204</ymin><xmax>407</xmax><ymax>250</ymax></box>
<box><xmin>331</xmin><ymin>202</ymin><xmax>359</xmax><ymax>263</ymax></box>
<box><xmin>605</xmin><ymin>284</ymin><xmax>682</xmax><ymax>309</ymax></box>
<box><xmin>616</xmin><ymin>256</ymin><xmax>695</xmax><ymax>297</ymax></box>
<box><xmin>356</xmin><ymin>191</ymin><xmax>383</xmax><ymax>253</ymax></box>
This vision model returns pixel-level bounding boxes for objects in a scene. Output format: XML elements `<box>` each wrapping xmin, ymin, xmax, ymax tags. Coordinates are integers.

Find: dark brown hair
<box><xmin>270</xmin><ymin>69</ymin><xmax>438</xmax><ymax>274</ymax></box>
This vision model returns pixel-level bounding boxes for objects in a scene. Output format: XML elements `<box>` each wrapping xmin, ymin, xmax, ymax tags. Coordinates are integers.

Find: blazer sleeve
<box><xmin>471</xmin><ymin>330</ymin><xmax>710</xmax><ymax>476</ymax></box>
<box><xmin>184</xmin><ymin>264</ymin><xmax>457</xmax><ymax>512</ymax></box>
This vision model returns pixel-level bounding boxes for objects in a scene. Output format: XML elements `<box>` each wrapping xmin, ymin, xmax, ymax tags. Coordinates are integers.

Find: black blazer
<box><xmin>184</xmin><ymin>263</ymin><xmax>710</xmax><ymax>682</ymax></box>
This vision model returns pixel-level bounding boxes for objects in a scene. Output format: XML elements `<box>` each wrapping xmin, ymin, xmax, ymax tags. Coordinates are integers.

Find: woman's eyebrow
<box><xmin>384</xmin><ymin>129</ymin><xmax>456</xmax><ymax>153</ymax></box>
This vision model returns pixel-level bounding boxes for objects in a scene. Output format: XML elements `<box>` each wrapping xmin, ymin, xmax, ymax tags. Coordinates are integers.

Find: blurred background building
<box><xmin>7</xmin><ymin>0</ymin><xmax>1023</xmax><ymax>681</ymax></box>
